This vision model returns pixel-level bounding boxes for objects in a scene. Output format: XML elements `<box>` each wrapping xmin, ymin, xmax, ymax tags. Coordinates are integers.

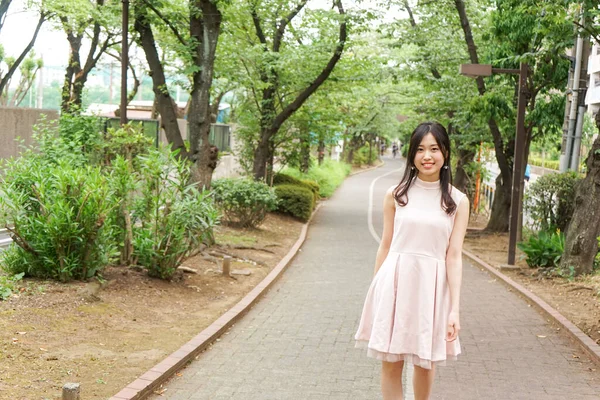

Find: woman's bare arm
<box><xmin>373</xmin><ymin>187</ymin><xmax>396</xmax><ymax>277</ymax></box>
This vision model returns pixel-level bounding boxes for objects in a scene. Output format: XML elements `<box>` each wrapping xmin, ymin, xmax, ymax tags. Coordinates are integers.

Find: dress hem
<box><xmin>354</xmin><ymin>340</ymin><xmax>458</xmax><ymax>370</ymax></box>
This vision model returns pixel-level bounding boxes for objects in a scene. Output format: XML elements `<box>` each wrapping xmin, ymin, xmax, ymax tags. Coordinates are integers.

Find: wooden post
<box><xmin>222</xmin><ymin>256</ymin><xmax>231</xmax><ymax>276</ymax></box>
<box><xmin>62</xmin><ymin>383</ymin><xmax>80</xmax><ymax>400</ymax></box>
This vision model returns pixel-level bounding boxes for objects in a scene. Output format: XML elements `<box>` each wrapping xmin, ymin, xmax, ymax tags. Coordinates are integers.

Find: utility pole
<box><xmin>570</xmin><ymin>33</ymin><xmax>591</xmax><ymax>171</ymax></box>
<box><xmin>120</xmin><ymin>0</ymin><xmax>129</xmax><ymax>126</ymax></box>
<box><xmin>560</xmin><ymin>7</ymin><xmax>586</xmax><ymax>172</ymax></box>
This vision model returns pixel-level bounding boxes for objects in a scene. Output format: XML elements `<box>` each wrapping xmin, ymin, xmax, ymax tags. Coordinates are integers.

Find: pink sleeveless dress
<box><xmin>354</xmin><ymin>177</ymin><xmax>465</xmax><ymax>369</ymax></box>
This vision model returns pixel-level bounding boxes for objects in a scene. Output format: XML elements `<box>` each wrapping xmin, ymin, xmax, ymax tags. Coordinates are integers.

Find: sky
<box><xmin>0</xmin><ymin>0</ymin><xmax>404</xmax><ymax>70</ymax></box>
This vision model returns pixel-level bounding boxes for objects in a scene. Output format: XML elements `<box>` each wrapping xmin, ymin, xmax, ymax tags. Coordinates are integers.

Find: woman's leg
<box><xmin>381</xmin><ymin>360</ymin><xmax>404</xmax><ymax>400</ymax></box>
<box><xmin>413</xmin><ymin>364</ymin><xmax>436</xmax><ymax>400</ymax></box>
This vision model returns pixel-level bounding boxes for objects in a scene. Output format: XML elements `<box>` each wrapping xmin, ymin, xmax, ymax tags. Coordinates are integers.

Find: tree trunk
<box><xmin>253</xmin><ymin>130</ymin><xmax>272</xmax><ymax>181</ymax></box>
<box><xmin>188</xmin><ymin>0</ymin><xmax>222</xmax><ymax>190</ymax></box>
<box><xmin>299</xmin><ymin>133</ymin><xmax>311</xmax><ymax>173</ymax></box>
<box><xmin>317</xmin><ymin>139</ymin><xmax>325</xmax><ymax>166</ymax></box>
<box><xmin>560</xmin><ymin>132</ymin><xmax>600</xmax><ymax>275</ymax></box>
<box><xmin>454</xmin><ymin>146</ymin><xmax>474</xmax><ymax>195</ymax></box>
<box><xmin>486</xmin><ymin>174</ymin><xmax>511</xmax><ymax>232</ymax></box>
<box><xmin>134</xmin><ymin>4</ymin><xmax>187</xmax><ymax>157</ymax></box>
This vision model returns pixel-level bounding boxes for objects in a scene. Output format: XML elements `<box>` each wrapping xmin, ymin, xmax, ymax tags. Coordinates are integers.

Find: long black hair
<box><xmin>392</xmin><ymin>122</ymin><xmax>457</xmax><ymax>215</ymax></box>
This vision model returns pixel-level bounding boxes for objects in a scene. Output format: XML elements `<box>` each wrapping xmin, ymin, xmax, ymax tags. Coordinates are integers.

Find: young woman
<box><xmin>355</xmin><ymin>122</ymin><xmax>469</xmax><ymax>400</ymax></box>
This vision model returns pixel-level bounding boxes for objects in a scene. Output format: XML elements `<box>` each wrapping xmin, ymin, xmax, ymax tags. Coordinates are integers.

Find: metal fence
<box><xmin>104</xmin><ymin>117</ymin><xmax>160</xmax><ymax>147</ymax></box>
<box><xmin>104</xmin><ymin>118</ymin><xmax>231</xmax><ymax>151</ymax></box>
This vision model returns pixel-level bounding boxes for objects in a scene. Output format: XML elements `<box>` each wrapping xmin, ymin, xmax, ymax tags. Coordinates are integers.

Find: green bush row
<box><xmin>274</xmin><ymin>184</ymin><xmax>314</xmax><ymax>222</ymax></box>
<box><xmin>528</xmin><ymin>156</ymin><xmax>559</xmax><ymax>171</ymax></box>
<box><xmin>281</xmin><ymin>159</ymin><xmax>351</xmax><ymax>198</ymax></box>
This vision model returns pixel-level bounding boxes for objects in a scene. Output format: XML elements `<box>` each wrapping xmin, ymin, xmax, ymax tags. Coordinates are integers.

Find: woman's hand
<box><xmin>446</xmin><ymin>311</ymin><xmax>460</xmax><ymax>342</ymax></box>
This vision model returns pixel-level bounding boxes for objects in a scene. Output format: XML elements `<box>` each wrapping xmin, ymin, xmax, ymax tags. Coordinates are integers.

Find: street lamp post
<box><xmin>459</xmin><ymin>62</ymin><xmax>529</xmax><ymax>265</ymax></box>
<box><xmin>120</xmin><ymin>0</ymin><xmax>129</xmax><ymax>126</ymax></box>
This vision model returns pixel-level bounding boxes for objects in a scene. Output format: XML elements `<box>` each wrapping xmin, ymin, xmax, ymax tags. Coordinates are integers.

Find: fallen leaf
<box><xmin>536</xmin><ymin>335</ymin><xmax>546</xmax><ymax>338</ymax></box>
<box><xmin>40</xmin><ymin>347</ymin><xmax>48</xmax><ymax>352</ymax></box>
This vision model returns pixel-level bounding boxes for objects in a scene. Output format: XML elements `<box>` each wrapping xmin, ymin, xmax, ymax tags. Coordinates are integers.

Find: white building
<box><xmin>585</xmin><ymin>42</ymin><xmax>600</xmax><ymax>114</ymax></box>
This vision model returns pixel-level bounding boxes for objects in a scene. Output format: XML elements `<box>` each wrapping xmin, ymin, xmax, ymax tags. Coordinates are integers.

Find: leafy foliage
<box><xmin>211</xmin><ymin>178</ymin><xmax>278</xmax><ymax>228</ymax></box>
<box><xmin>524</xmin><ymin>172</ymin><xmax>581</xmax><ymax>233</ymax></box>
<box><xmin>273</xmin><ymin>173</ymin><xmax>320</xmax><ymax>205</ymax></box>
<box><xmin>282</xmin><ymin>159</ymin><xmax>350</xmax><ymax>198</ymax></box>
<box><xmin>518</xmin><ymin>230</ymin><xmax>565</xmax><ymax>269</ymax></box>
<box><xmin>0</xmin><ymin>273</ymin><xmax>24</xmax><ymax>300</ymax></box>
<box><xmin>132</xmin><ymin>149</ymin><xmax>220</xmax><ymax>280</ymax></box>
<box><xmin>0</xmin><ymin>157</ymin><xmax>116</xmax><ymax>281</ymax></box>
<box><xmin>274</xmin><ymin>184</ymin><xmax>314</xmax><ymax>222</ymax></box>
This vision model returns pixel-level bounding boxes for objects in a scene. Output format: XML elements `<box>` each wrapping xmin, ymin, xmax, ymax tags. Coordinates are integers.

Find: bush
<box><xmin>133</xmin><ymin>149</ymin><xmax>220</xmax><ymax>280</ymax></box>
<box><xmin>274</xmin><ymin>184</ymin><xmax>314</xmax><ymax>222</ymax></box>
<box><xmin>524</xmin><ymin>172</ymin><xmax>581</xmax><ymax>232</ymax></box>
<box><xmin>353</xmin><ymin>144</ymin><xmax>378</xmax><ymax>166</ymax></box>
<box><xmin>211</xmin><ymin>178</ymin><xmax>278</xmax><ymax>228</ymax></box>
<box><xmin>518</xmin><ymin>230</ymin><xmax>565</xmax><ymax>269</ymax></box>
<box><xmin>282</xmin><ymin>159</ymin><xmax>351</xmax><ymax>198</ymax></box>
<box><xmin>0</xmin><ymin>158</ymin><xmax>116</xmax><ymax>281</ymax></box>
<box><xmin>529</xmin><ymin>156</ymin><xmax>559</xmax><ymax>171</ymax></box>
<box><xmin>273</xmin><ymin>173</ymin><xmax>320</xmax><ymax>205</ymax></box>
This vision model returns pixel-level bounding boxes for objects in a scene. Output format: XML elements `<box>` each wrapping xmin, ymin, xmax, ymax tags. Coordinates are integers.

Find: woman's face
<box><xmin>413</xmin><ymin>133</ymin><xmax>445</xmax><ymax>182</ymax></box>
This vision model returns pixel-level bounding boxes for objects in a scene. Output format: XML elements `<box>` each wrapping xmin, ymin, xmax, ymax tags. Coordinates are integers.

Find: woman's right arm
<box><xmin>373</xmin><ymin>187</ymin><xmax>396</xmax><ymax>277</ymax></box>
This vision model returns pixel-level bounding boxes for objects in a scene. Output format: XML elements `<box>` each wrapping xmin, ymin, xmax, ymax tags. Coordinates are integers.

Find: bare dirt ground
<box><xmin>464</xmin><ymin>215</ymin><xmax>600</xmax><ymax>346</ymax></box>
<box><xmin>0</xmin><ymin>213</ymin><xmax>304</xmax><ymax>400</ymax></box>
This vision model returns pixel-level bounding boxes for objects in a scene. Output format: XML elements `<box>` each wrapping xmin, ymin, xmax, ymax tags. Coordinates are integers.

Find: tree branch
<box><xmin>273</xmin><ymin>0</ymin><xmax>308</xmax><ymax>52</ymax></box>
<box><xmin>142</xmin><ymin>0</ymin><xmax>187</xmax><ymax>46</ymax></box>
<box><xmin>0</xmin><ymin>12</ymin><xmax>45</xmax><ymax>95</ymax></box>
<box><xmin>270</xmin><ymin>0</ymin><xmax>347</xmax><ymax>131</ymax></box>
<box><xmin>251</xmin><ymin>7</ymin><xmax>268</xmax><ymax>47</ymax></box>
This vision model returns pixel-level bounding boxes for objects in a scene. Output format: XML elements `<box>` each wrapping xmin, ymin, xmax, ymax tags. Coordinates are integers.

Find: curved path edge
<box><xmin>109</xmin><ymin>204</ymin><xmax>324</xmax><ymax>400</ymax></box>
<box><xmin>463</xmin><ymin>248</ymin><xmax>600</xmax><ymax>368</ymax></box>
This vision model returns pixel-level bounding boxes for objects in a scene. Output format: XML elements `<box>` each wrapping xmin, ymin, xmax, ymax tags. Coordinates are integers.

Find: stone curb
<box><xmin>463</xmin><ymin>249</ymin><xmax>600</xmax><ymax>368</ymax></box>
<box><xmin>349</xmin><ymin>160</ymin><xmax>385</xmax><ymax>176</ymax></box>
<box><xmin>109</xmin><ymin>204</ymin><xmax>323</xmax><ymax>400</ymax></box>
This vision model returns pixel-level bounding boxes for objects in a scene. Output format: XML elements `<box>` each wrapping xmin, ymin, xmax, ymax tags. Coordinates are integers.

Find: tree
<box><xmin>560</xmin><ymin>0</ymin><xmax>600</xmax><ymax>275</ymax></box>
<box><xmin>391</xmin><ymin>0</ymin><xmax>484</xmax><ymax>197</ymax></box>
<box><xmin>48</xmin><ymin>0</ymin><xmax>120</xmax><ymax>113</ymax></box>
<box><xmin>0</xmin><ymin>51</ymin><xmax>43</xmax><ymax>106</ymax></box>
<box><xmin>454</xmin><ymin>0</ymin><xmax>570</xmax><ymax>231</ymax></box>
<box><xmin>134</xmin><ymin>0</ymin><xmax>224</xmax><ymax>189</ymax></box>
<box><xmin>226</xmin><ymin>0</ymin><xmax>347</xmax><ymax>181</ymax></box>
<box><xmin>0</xmin><ymin>0</ymin><xmax>46</xmax><ymax>98</ymax></box>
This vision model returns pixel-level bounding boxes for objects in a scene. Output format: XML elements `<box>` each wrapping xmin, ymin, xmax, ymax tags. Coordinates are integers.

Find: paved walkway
<box><xmin>151</xmin><ymin>159</ymin><xmax>600</xmax><ymax>400</ymax></box>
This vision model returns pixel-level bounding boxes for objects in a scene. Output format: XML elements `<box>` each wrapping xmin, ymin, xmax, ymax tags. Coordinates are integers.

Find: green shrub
<box><xmin>524</xmin><ymin>172</ymin><xmax>581</xmax><ymax>232</ymax></box>
<box><xmin>353</xmin><ymin>144</ymin><xmax>378</xmax><ymax>166</ymax></box>
<box><xmin>212</xmin><ymin>178</ymin><xmax>278</xmax><ymax>228</ymax></box>
<box><xmin>274</xmin><ymin>184</ymin><xmax>314</xmax><ymax>222</ymax></box>
<box><xmin>282</xmin><ymin>159</ymin><xmax>350</xmax><ymax>198</ymax></box>
<box><xmin>133</xmin><ymin>148</ymin><xmax>220</xmax><ymax>280</ymax></box>
<box><xmin>518</xmin><ymin>230</ymin><xmax>565</xmax><ymax>269</ymax></box>
<box><xmin>273</xmin><ymin>173</ymin><xmax>320</xmax><ymax>204</ymax></box>
<box><xmin>0</xmin><ymin>158</ymin><xmax>116</xmax><ymax>281</ymax></box>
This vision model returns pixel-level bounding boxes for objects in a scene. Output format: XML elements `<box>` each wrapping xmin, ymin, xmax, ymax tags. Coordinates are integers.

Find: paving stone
<box><xmin>148</xmin><ymin>159</ymin><xmax>600</xmax><ymax>400</ymax></box>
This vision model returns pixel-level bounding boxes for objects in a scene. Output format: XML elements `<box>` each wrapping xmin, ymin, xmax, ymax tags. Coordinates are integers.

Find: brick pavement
<box><xmin>150</xmin><ymin>159</ymin><xmax>600</xmax><ymax>400</ymax></box>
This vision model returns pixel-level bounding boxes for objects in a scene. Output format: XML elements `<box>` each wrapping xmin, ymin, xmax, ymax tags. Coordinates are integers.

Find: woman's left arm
<box><xmin>445</xmin><ymin>196</ymin><xmax>470</xmax><ymax>342</ymax></box>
